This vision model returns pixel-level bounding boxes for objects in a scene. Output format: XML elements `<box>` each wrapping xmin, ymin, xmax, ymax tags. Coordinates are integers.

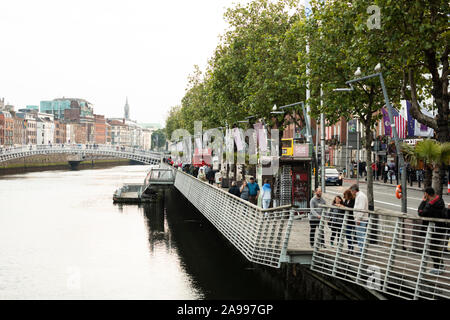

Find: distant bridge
<box><xmin>0</xmin><ymin>144</ymin><xmax>162</xmax><ymax>165</ymax></box>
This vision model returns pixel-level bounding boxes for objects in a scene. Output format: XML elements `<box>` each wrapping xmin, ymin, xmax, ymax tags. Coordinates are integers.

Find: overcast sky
<box><xmin>0</xmin><ymin>0</ymin><xmax>262</xmax><ymax>126</ymax></box>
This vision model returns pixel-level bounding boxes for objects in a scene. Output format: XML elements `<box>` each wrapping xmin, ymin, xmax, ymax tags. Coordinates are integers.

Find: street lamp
<box><xmin>354</xmin><ymin>115</ymin><xmax>360</xmax><ymax>187</ymax></box>
<box><xmin>333</xmin><ymin>65</ymin><xmax>407</xmax><ymax>213</ymax></box>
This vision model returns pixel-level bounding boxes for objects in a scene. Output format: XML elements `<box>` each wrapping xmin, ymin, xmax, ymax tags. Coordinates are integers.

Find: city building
<box><xmin>24</xmin><ymin>113</ymin><xmax>37</xmax><ymax>145</ymax></box>
<box><xmin>11</xmin><ymin>111</ymin><xmax>26</xmax><ymax>146</ymax></box>
<box><xmin>41</xmin><ymin>98</ymin><xmax>94</xmax><ymax>120</ymax></box>
<box><xmin>107</xmin><ymin>119</ymin><xmax>130</xmax><ymax>146</ymax></box>
<box><xmin>0</xmin><ymin>111</ymin><xmax>14</xmax><ymax>146</ymax></box>
<box><xmin>54</xmin><ymin>120</ymin><xmax>66</xmax><ymax>144</ymax></box>
<box><xmin>105</xmin><ymin>122</ymin><xmax>112</xmax><ymax>145</ymax></box>
<box><xmin>94</xmin><ymin>114</ymin><xmax>106</xmax><ymax>144</ymax></box>
<box><xmin>36</xmin><ymin>113</ymin><xmax>55</xmax><ymax>145</ymax></box>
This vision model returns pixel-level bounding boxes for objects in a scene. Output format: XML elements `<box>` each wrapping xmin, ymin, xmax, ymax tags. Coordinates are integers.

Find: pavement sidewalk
<box><xmin>343</xmin><ymin>177</ymin><xmax>449</xmax><ymax>194</ymax></box>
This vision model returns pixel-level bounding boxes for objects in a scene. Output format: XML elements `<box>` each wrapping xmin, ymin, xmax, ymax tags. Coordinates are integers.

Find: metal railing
<box><xmin>0</xmin><ymin>144</ymin><xmax>162</xmax><ymax>165</ymax></box>
<box><xmin>172</xmin><ymin>168</ymin><xmax>297</xmax><ymax>268</ymax></box>
<box><xmin>310</xmin><ymin>204</ymin><xmax>450</xmax><ymax>300</ymax></box>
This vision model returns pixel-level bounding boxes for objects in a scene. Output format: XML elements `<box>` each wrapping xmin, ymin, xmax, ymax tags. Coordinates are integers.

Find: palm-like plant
<box><xmin>414</xmin><ymin>139</ymin><xmax>450</xmax><ymax>195</ymax></box>
<box><xmin>401</xmin><ymin>143</ymin><xmax>418</xmax><ymax>168</ymax></box>
<box><xmin>415</xmin><ymin>139</ymin><xmax>440</xmax><ymax>189</ymax></box>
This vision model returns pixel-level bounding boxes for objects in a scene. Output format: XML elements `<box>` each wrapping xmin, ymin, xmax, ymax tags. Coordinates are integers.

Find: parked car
<box><xmin>325</xmin><ymin>167</ymin><xmax>343</xmax><ymax>186</ymax></box>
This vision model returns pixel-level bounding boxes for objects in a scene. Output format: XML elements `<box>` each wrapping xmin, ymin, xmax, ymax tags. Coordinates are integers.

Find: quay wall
<box><xmin>0</xmin><ymin>154</ymin><xmax>131</xmax><ymax>174</ymax></box>
<box><xmin>254</xmin><ymin>262</ymin><xmax>383</xmax><ymax>300</ymax></box>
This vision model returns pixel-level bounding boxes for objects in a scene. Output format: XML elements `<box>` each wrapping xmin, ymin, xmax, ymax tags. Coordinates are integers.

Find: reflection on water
<box><xmin>0</xmin><ymin>165</ymin><xmax>283</xmax><ymax>299</ymax></box>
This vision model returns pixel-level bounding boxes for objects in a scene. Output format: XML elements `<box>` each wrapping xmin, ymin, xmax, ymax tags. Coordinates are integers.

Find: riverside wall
<box><xmin>0</xmin><ymin>154</ymin><xmax>131</xmax><ymax>174</ymax></box>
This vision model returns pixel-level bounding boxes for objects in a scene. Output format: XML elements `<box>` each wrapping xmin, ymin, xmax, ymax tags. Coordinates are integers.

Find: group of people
<box><xmin>355</xmin><ymin>160</ymin><xmax>426</xmax><ymax>186</ymax></box>
<box><xmin>309</xmin><ymin>184</ymin><xmax>369</xmax><ymax>255</ymax></box>
<box><xmin>229</xmin><ymin>178</ymin><xmax>272</xmax><ymax>209</ymax></box>
<box><xmin>310</xmin><ymin>183</ymin><xmax>449</xmax><ymax>274</ymax></box>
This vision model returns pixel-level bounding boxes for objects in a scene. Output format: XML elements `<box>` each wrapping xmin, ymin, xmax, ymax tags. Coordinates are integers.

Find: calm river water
<box><xmin>0</xmin><ymin>165</ymin><xmax>283</xmax><ymax>299</ymax></box>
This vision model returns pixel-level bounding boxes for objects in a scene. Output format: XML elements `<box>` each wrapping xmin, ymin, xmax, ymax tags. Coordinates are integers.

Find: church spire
<box><xmin>124</xmin><ymin>96</ymin><xmax>130</xmax><ymax>120</ymax></box>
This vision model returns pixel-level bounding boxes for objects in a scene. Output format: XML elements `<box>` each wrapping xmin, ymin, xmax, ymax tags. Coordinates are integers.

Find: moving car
<box><xmin>325</xmin><ymin>167</ymin><xmax>343</xmax><ymax>186</ymax></box>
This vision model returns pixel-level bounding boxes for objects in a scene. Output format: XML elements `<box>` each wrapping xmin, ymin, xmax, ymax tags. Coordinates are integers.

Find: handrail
<box><xmin>312</xmin><ymin>204</ymin><xmax>450</xmax><ymax>300</ymax></box>
<box><xmin>319</xmin><ymin>204</ymin><xmax>450</xmax><ymax>224</ymax></box>
<box><xmin>168</xmin><ymin>166</ymin><xmax>293</xmax><ymax>213</ymax></box>
<box><xmin>172</xmin><ymin>165</ymin><xmax>296</xmax><ymax>268</ymax></box>
<box><xmin>0</xmin><ymin>144</ymin><xmax>162</xmax><ymax>165</ymax></box>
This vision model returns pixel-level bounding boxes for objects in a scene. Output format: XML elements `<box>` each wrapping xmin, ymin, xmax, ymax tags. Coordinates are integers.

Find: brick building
<box><xmin>0</xmin><ymin>111</ymin><xmax>14</xmax><ymax>146</ymax></box>
<box><xmin>94</xmin><ymin>114</ymin><xmax>106</xmax><ymax>144</ymax></box>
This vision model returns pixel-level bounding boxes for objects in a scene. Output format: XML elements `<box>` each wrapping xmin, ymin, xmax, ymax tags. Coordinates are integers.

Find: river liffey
<box><xmin>0</xmin><ymin>165</ymin><xmax>283</xmax><ymax>299</ymax></box>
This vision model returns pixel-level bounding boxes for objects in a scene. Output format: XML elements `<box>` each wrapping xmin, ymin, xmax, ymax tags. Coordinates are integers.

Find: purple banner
<box><xmin>406</xmin><ymin>101</ymin><xmax>415</xmax><ymax>137</ymax></box>
<box><xmin>381</xmin><ymin>107</ymin><xmax>392</xmax><ymax>136</ymax></box>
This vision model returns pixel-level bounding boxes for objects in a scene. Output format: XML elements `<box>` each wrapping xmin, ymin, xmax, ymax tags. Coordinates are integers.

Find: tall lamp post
<box><xmin>355</xmin><ymin>115</ymin><xmax>360</xmax><ymax>186</ymax></box>
<box><xmin>334</xmin><ymin>64</ymin><xmax>407</xmax><ymax>213</ymax></box>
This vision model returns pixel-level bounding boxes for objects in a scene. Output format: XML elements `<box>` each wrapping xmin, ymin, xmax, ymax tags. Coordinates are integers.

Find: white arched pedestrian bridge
<box><xmin>0</xmin><ymin>144</ymin><xmax>162</xmax><ymax>165</ymax></box>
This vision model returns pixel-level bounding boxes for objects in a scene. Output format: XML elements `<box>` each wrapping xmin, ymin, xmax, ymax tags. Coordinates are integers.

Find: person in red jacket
<box><xmin>371</xmin><ymin>162</ymin><xmax>378</xmax><ymax>180</ymax></box>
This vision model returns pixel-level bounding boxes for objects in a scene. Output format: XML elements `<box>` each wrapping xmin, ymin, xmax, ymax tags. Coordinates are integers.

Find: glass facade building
<box><xmin>40</xmin><ymin>99</ymin><xmax>93</xmax><ymax>119</ymax></box>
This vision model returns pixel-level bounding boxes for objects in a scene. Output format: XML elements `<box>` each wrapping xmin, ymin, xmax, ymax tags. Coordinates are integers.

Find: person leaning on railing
<box><xmin>418</xmin><ymin>187</ymin><xmax>448</xmax><ymax>275</ymax></box>
<box><xmin>309</xmin><ymin>187</ymin><xmax>326</xmax><ymax>248</ymax></box>
<box><xmin>350</xmin><ymin>184</ymin><xmax>369</xmax><ymax>255</ymax></box>
<box><xmin>342</xmin><ymin>189</ymin><xmax>356</xmax><ymax>254</ymax></box>
<box><xmin>329</xmin><ymin>196</ymin><xmax>345</xmax><ymax>247</ymax></box>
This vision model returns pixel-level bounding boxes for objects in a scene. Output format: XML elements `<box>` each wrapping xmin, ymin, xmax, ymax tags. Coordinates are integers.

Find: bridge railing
<box><xmin>311</xmin><ymin>204</ymin><xmax>450</xmax><ymax>300</ymax></box>
<box><xmin>0</xmin><ymin>144</ymin><xmax>161</xmax><ymax>156</ymax></box>
<box><xmin>0</xmin><ymin>144</ymin><xmax>162</xmax><ymax>165</ymax></box>
<box><xmin>172</xmin><ymin>168</ymin><xmax>296</xmax><ymax>268</ymax></box>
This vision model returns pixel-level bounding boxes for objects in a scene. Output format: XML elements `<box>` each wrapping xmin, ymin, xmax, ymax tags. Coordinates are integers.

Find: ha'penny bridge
<box><xmin>2</xmin><ymin>144</ymin><xmax>447</xmax><ymax>300</ymax></box>
<box><xmin>0</xmin><ymin>144</ymin><xmax>161</xmax><ymax>166</ymax></box>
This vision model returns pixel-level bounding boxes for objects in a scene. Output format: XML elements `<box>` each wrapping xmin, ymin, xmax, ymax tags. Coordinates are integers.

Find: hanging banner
<box><xmin>233</xmin><ymin>128</ymin><xmax>244</xmax><ymax>152</ymax></box>
<box><xmin>253</xmin><ymin>122</ymin><xmax>268</xmax><ymax>153</ymax></box>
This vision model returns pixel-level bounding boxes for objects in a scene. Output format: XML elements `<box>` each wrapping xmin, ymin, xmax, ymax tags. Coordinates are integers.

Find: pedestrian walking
<box><xmin>418</xmin><ymin>187</ymin><xmax>448</xmax><ymax>275</ymax></box>
<box><xmin>350</xmin><ymin>184</ymin><xmax>369</xmax><ymax>255</ymax></box>
<box><xmin>329</xmin><ymin>196</ymin><xmax>345</xmax><ymax>247</ymax></box>
<box><xmin>309</xmin><ymin>187</ymin><xmax>326</xmax><ymax>248</ymax></box>
<box><xmin>261</xmin><ymin>180</ymin><xmax>272</xmax><ymax>209</ymax></box>
<box><xmin>206</xmin><ymin>166</ymin><xmax>215</xmax><ymax>185</ymax></box>
<box><xmin>247</xmin><ymin>177</ymin><xmax>260</xmax><ymax>205</ymax></box>
<box><xmin>240</xmin><ymin>180</ymin><xmax>250</xmax><ymax>201</ymax></box>
<box><xmin>372</xmin><ymin>162</ymin><xmax>378</xmax><ymax>180</ymax></box>
<box><xmin>383</xmin><ymin>162</ymin><xmax>389</xmax><ymax>183</ymax></box>
<box><xmin>228</xmin><ymin>181</ymin><xmax>241</xmax><ymax>197</ymax></box>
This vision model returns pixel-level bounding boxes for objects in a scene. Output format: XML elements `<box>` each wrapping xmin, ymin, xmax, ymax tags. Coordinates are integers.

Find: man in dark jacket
<box><xmin>418</xmin><ymin>187</ymin><xmax>447</xmax><ymax>275</ymax></box>
<box><xmin>228</xmin><ymin>181</ymin><xmax>241</xmax><ymax>197</ymax></box>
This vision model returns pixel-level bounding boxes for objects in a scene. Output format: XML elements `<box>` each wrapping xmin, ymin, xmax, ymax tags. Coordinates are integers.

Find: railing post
<box><xmin>316</xmin><ymin>207</ymin><xmax>329</xmax><ymax>250</ymax></box>
<box><xmin>279</xmin><ymin>210</ymin><xmax>295</xmax><ymax>266</ymax></box>
<box><xmin>332</xmin><ymin>211</ymin><xmax>348</xmax><ymax>277</ymax></box>
<box><xmin>413</xmin><ymin>221</ymin><xmax>433</xmax><ymax>300</ymax></box>
<box><xmin>356</xmin><ymin>214</ymin><xmax>374</xmax><ymax>285</ymax></box>
<box><xmin>381</xmin><ymin>217</ymin><xmax>401</xmax><ymax>293</ymax></box>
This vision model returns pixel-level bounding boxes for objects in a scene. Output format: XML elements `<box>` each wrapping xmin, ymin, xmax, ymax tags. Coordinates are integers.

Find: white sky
<box><xmin>0</xmin><ymin>0</ymin><xmax>255</xmax><ymax>126</ymax></box>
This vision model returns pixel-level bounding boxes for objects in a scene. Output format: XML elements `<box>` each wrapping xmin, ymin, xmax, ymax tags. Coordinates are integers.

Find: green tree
<box><xmin>151</xmin><ymin>129</ymin><xmax>166</xmax><ymax>151</ymax></box>
<box><xmin>414</xmin><ymin>139</ymin><xmax>450</xmax><ymax>195</ymax></box>
<box><xmin>379</xmin><ymin>0</ymin><xmax>449</xmax><ymax>196</ymax></box>
<box><xmin>303</xmin><ymin>0</ymin><xmax>403</xmax><ymax>210</ymax></box>
<box><xmin>376</xmin><ymin>0</ymin><xmax>449</xmax><ymax>145</ymax></box>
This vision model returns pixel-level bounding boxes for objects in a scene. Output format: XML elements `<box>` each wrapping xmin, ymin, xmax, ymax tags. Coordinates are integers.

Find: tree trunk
<box><xmin>432</xmin><ymin>165</ymin><xmax>441</xmax><ymax>195</ymax></box>
<box><xmin>424</xmin><ymin>165</ymin><xmax>433</xmax><ymax>188</ymax></box>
